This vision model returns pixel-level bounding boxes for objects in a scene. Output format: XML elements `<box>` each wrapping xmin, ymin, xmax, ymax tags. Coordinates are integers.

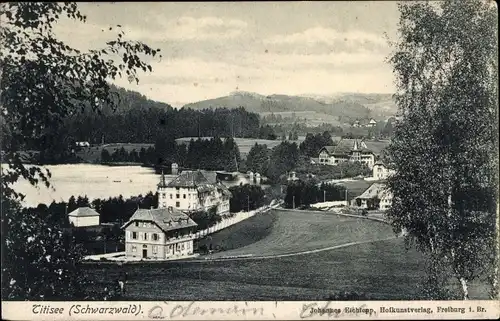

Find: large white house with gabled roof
<box><xmin>318</xmin><ymin>139</ymin><xmax>376</xmax><ymax>169</ymax></box>
<box><xmin>122</xmin><ymin>206</ymin><xmax>198</xmax><ymax>260</ymax></box>
<box><xmin>157</xmin><ymin>170</ymin><xmax>231</xmax><ymax>214</ymax></box>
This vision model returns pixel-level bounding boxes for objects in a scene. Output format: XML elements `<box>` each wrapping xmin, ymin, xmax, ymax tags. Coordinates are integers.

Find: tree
<box><xmin>1</xmin><ymin>198</ymin><xmax>107</xmax><ymax>300</ymax></box>
<box><xmin>267</xmin><ymin>141</ymin><xmax>300</xmax><ymax>181</ymax></box>
<box><xmin>100</xmin><ymin>149</ymin><xmax>111</xmax><ymax>163</ymax></box>
<box><xmin>386</xmin><ymin>0</ymin><xmax>498</xmax><ymax>299</ymax></box>
<box><xmin>299</xmin><ymin>132</ymin><xmax>334</xmax><ymax>157</ymax></box>
<box><xmin>0</xmin><ymin>2</ymin><xmax>159</xmax><ymax>300</ymax></box>
<box><xmin>246</xmin><ymin>143</ymin><xmax>270</xmax><ymax>174</ymax></box>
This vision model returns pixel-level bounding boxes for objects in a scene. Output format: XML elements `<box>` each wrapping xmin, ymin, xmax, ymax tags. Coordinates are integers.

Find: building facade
<box><xmin>318</xmin><ymin>140</ymin><xmax>376</xmax><ymax>169</ymax></box>
<box><xmin>353</xmin><ymin>183</ymin><xmax>393</xmax><ymax>211</ymax></box>
<box><xmin>68</xmin><ymin>207</ymin><xmax>100</xmax><ymax>227</ymax></box>
<box><xmin>122</xmin><ymin>206</ymin><xmax>198</xmax><ymax>260</ymax></box>
<box><xmin>157</xmin><ymin>170</ymin><xmax>231</xmax><ymax>215</ymax></box>
<box><xmin>372</xmin><ymin>161</ymin><xmax>396</xmax><ymax>180</ymax></box>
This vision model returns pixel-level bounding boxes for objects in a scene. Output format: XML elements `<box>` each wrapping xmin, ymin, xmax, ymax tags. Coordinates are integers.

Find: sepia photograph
<box><xmin>0</xmin><ymin>0</ymin><xmax>498</xmax><ymax>313</ymax></box>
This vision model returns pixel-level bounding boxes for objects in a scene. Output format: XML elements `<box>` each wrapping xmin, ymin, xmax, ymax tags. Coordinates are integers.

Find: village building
<box><xmin>75</xmin><ymin>141</ymin><xmax>90</xmax><ymax>147</ymax></box>
<box><xmin>318</xmin><ymin>139</ymin><xmax>376</xmax><ymax>169</ymax></box>
<box><xmin>367</xmin><ymin>119</ymin><xmax>377</xmax><ymax>128</ymax></box>
<box><xmin>68</xmin><ymin>207</ymin><xmax>100</xmax><ymax>227</ymax></box>
<box><xmin>122</xmin><ymin>206</ymin><xmax>197</xmax><ymax>260</ymax></box>
<box><xmin>352</xmin><ymin>183</ymin><xmax>393</xmax><ymax>211</ymax></box>
<box><xmin>157</xmin><ymin>170</ymin><xmax>231</xmax><ymax>214</ymax></box>
<box><xmin>372</xmin><ymin>160</ymin><xmax>396</xmax><ymax>180</ymax></box>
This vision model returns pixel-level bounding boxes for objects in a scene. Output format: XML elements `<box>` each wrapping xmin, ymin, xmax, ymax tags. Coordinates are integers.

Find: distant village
<box><xmin>63</xmin><ymin>136</ymin><xmax>397</xmax><ymax>262</ymax></box>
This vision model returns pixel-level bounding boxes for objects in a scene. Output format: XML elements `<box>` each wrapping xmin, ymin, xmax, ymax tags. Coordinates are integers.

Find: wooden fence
<box><xmin>194</xmin><ymin>205</ymin><xmax>273</xmax><ymax>239</ymax></box>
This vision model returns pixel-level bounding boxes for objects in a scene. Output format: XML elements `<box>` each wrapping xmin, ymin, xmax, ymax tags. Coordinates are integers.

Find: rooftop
<box><xmin>356</xmin><ymin>183</ymin><xmax>390</xmax><ymax>199</ymax></box>
<box><xmin>320</xmin><ymin>139</ymin><xmax>373</xmax><ymax>156</ymax></box>
<box><xmin>122</xmin><ymin>207</ymin><xmax>197</xmax><ymax>232</ymax></box>
<box><xmin>164</xmin><ymin>170</ymin><xmax>232</xmax><ymax>197</ymax></box>
<box><xmin>167</xmin><ymin>170</ymin><xmax>210</xmax><ymax>188</ymax></box>
<box><xmin>68</xmin><ymin>207</ymin><xmax>100</xmax><ymax>217</ymax></box>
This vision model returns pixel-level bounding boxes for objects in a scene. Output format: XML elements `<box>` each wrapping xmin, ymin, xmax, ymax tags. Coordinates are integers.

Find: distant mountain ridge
<box><xmin>299</xmin><ymin>92</ymin><xmax>398</xmax><ymax>116</ymax></box>
<box><xmin>182</xmin><ymin>91</ymin><xmax>398</xmax><ymax>123</ymax></box>
<box><xmin>183</xmin><ymin>91</ymin><xmax>370</xmax><ymax>120</ymax></box>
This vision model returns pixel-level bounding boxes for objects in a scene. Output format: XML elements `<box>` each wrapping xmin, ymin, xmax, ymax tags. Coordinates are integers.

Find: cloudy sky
<box><xmin>53</xmin><ymin>2</ymin><xmax>401</xmax><ymax>107</ymax></box>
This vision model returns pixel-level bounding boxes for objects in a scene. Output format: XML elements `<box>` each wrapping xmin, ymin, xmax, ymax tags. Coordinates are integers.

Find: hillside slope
<box><xmin>182</xmin><ymin>91</ymin><xmax>373</xmax><ymax>121</ymax></box>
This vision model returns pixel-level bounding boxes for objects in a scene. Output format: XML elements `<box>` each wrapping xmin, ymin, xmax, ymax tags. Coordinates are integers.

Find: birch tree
<box><xmin>386</xmin><ymin>0</ymin><xmax>498</xmax><ymax>299</ymax></box>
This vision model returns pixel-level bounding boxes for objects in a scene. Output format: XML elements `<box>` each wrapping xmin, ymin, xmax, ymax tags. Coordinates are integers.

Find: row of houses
<box><xmin>316</xmin><ymin>139</ymin><xmax>396</xmax><ymax>211</ymax></box>
<box><xmin>122</xmin><ymin>170</ymin><xmax>233</xmax><ymax>260</ymax></box>
<box><xmin>352</xmin><ymin>118</ymin><xmax>377</xmax><ymax>128</ymax></box>
<box><xmin>67</xmin><ymin>169</ymin><xmax>233</xmax><ymax>260</ymax></box>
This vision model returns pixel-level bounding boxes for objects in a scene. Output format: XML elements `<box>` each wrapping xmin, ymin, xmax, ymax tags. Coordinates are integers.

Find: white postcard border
<box><xmin>2</xmin><ymin>300</ymin><xmax>499</xmax><ymax>320</ymax></box>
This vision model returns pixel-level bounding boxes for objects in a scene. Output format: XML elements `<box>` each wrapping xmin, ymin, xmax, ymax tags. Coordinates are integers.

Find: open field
<box><xmin>203</xmin><ymin>210</ymin><xmax>393</xmax><ymax>258</ymax></box>
<box><xmin>259</xmin><ymin>110</ymin><xmax>344</xmax><ymax>126</ymax></box>
<box><xmin>176</xmin><ymin>137</ymin><xmax>306</xmax><ymax>157</ymax></box>
<box><xmin>83</xmin><ymin>209</ymin><xmax>489</xmax><ymax>300</ymax></box>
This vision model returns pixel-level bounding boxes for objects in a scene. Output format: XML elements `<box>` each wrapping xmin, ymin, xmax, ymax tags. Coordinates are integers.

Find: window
<box><xmin>176</xmin><ymin>194</ymin><xmax>180</xmax><ymax>199</ymax></box>
<box><xmin>143</xmin><ymin>233</ymin><xmax>148</xmax><ymax>241</ymax></box>
<box><xmin>176</xmin><ymin>201</ymin><xmax>180</xmax><ymax>207</ymax></box>
<box><xmin>132</xmin><ymin>232</ymin><xmax>137</xmax><ymax>239</ymax></box>
<box><xmin>170</xmin><ymin>194</ymin><xmax>172</xmax><ymax>199</ymax></box>
<box><xmin>135</xmin><ymin>222</ymin><xmax>139</xmax><ymax>227</ymax></box>
<box><xmin>152</xmin><ymin>246</ymin><xmax>158</xmax><ymax>254</ymax></box>
<box><xmin>162</xmin><ymin>193</ymin><xmax>166</xmax><ymax>199</ymax></box>
<box><xmin>152</xmin><ymin>233</ymin><xmax>159</xmax><ymax>241</ymax></box>
<box><xmin>131</xmin><ymin>245</ymin><xmax>137</xmax><ymax>252</ymax></box>
<box><xmin>183</xmin><ymin>194</ymin><xmax>186</xmax><ymax>199</ymax></box>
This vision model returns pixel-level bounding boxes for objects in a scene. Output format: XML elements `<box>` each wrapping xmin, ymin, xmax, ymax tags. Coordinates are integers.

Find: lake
<box><xmin>2</xmin><ymin>164</ymin><xmax>258</xmax><ymax>208</ymax></box>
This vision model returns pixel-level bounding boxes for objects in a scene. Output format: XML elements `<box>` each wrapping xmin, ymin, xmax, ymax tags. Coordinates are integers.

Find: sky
<box><xmin>53</xmin><ymin>2</ymin><xmax>402</xmax><ymax>107</ymax></box>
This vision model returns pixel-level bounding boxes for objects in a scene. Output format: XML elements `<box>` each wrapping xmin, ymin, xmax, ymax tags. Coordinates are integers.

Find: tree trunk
<box><xmin>459</xmin><ymin>277</ymin><xmax>469</xmax><ymax>300</ymax></box>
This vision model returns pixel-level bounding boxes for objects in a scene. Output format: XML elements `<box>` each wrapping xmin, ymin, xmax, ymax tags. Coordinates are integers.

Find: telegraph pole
<box><xmin>247</xmin><ymin>195</ymin><xmax>250</xmax><ymax>212</ymax></box>
<box><xmin>323</xmin><ymin>190</ymin><xmax>326</xmax><ymax>203</ymax></box>
<box><xmin>293</xmin><ymin>195</ymin><xmax>295</xmax><ymax>209</ymax></box>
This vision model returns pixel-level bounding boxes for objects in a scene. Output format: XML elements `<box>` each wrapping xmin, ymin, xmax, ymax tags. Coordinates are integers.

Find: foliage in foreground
<box><xmin>0</xmin><ymin>2</ymin><xmax>159</xmax><ymax>300</ymax></box>
<box><xmin>386</xmin><ymin>0</ymin><xmax>498</xmax><ymax>299</ymax></box>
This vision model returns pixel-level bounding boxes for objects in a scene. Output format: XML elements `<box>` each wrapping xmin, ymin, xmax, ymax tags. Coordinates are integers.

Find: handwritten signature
<box><xmin>148</xmin><ymin>302</ymin><xmax>265</xmax><ymax>319</ymax></box>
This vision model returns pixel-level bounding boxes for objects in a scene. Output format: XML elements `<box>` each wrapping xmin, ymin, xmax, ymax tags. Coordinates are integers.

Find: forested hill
<box><xmin>182</xmin><ymin>91</ymin><xmax>373</xmax><ymax>119</ymax></box>
<box><xmin>80</xmin><ymin>84</ymin><xmax>174</xmax><ymax>115</ymax></box>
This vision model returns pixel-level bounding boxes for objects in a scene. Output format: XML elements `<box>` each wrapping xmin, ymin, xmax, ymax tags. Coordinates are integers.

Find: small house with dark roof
<box><xmin>157</xmin><ymin>170</ymin><xmax>231</xmax><ymax>215</ymax></box>
<box><xmin>68</xmin><ymin>207</ymin><xmax>100</xmax><ymax>227</ymax></box>
<box><xmin>318</xmin><ymin>139</ymin><xmax>376</xmax><ymax>169</ymax></box>
<box><xmin>122</xmin><ymin>206</ymin><xmax>198</xmax><ymax>260</ymax></box>
<box><xmin>352</xmin><ymin>182</ymin><xmax>393</xmax><ymax>210</ymax></box>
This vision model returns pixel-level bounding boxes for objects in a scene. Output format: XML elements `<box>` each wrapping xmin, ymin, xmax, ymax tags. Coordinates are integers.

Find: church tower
<box><xmin>157</xmin><ymin>169</ymin><xmax>168</xmax><ymax>208</ymax></box>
